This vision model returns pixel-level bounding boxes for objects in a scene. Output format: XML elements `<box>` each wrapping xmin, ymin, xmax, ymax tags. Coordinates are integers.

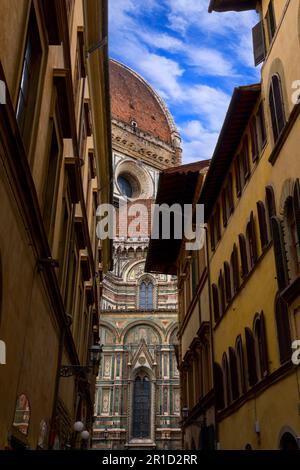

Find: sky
<box><xmin>108</xmin><ymin>0</ymin><xmax>260</xmax><ymax>163</ymax></box>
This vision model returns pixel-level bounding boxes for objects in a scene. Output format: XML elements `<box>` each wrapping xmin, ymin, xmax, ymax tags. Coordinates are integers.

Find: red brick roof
<box><xmin>109</xmin><ymin>60</ymin><xmax>172</xmax><ymax>144</ymax></box>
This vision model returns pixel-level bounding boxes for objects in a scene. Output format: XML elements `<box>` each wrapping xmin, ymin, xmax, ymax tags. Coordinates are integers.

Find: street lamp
<box><xmin>60</xmin><ymin>344</ymin><xmax>102</xmax><ymax>377</ymax></box>
<box><xmin>181</xmin><ymin>407</ymin><xmax>189</xmax><ymax>420</ymax></box>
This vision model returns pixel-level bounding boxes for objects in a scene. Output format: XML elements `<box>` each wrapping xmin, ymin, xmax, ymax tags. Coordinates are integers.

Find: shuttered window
<box><xmin>228</xmin><ymin>173</ymin><xmax>234</xmax><ymax>214</ymax></box>
<box><xmin>215</xmin><ymin>204</ymin><xmax>221</xmax><ymax>242</ymax></box>
<box><xmin>229</xmin><ymin>347</ymin><xmax>239</xmax><ymax>400</ymax></box>
<box><xmin>242</xmin><ymin>137</ymin><xmax>250</xmax><ymax>181</ymax></box>
<box><xmin>210</xmin><ymin>215</ymin><xmax>215</xmax><ymax>251</ymax></box>
<box><xmin>236</xmin><ymin>335</ymin><xmax>246</xmax><ymax>394</ymax></box>
<box><xmin>245</xmin><ymin>327</ymin><xmax>258</xmax><ymax>387</ymax></box>
<box><xmin>222</xmin><ymin>190</ymin><xmax>228</xmax><ymax>227</ymax></box>
<box><xmin>271</xmin><ymin>216</ymin><xmax>289</xmax><ymax>291</ymax></box>
<box><xmin>218</xmin><ymin>271</ymin><xmax>226</xmax><ymax>316</ymax></box>
<box><xmin>231</xmin><ymin>244</ymin><xmax>240</xmax><ymax>294</ymax></box>
<box><xmin>252</xmin><ymin>20</ymin><xmax>266</xmax><ymax>66</ymax></box>
<box><xmin>257</xmin><ymin>201</ymin><xmax>269</xmax><ymax>250</ymax></box>
<box><xmin>224</xmin><ymin>261</ymin><xmax>232</xmax><ymax>303</ymax></box>
<box><xmin>214</xmin><ymin>363</ymin><xmax>225</xmax><ymax>410</ymax></box>
<box><xmin>257</xmin><ymin>102</ymin><xmax>267</xmax><ymax>149</ymax></box>
<box><xmin>239</xmin><ymin>234</ymin><xmax>249</xmax><ymax>278</ymax></box>
<box><xmin>222</xmin><ymin>353</ymin><xmax>231</xmax><ymax>406</ymax></box>
<box><xmin>269</xmin><ymin>74</ymin><xmax>286</xmax><ymax>143</ymax></box>
<box><xmin>235</xmin><ymin>158</ymin><xmax>241</xmax><ymax>198</ymax></box>
<box><xmin>293</xmin><ymin>179</ymin><xmax>300</xmax><ymax>269</ymax></box>
<box><xmin>250</xmin><ymin>117</ymin><xmax>259</xmax><ymax>162</ymax></box>
<box><xmin>212</xmin><ymin>284</ymin><xmax>220</xmax><ymax>323</ymax></box>
<box><xmin>247</xmin><ymin>211</ymin><xmax>258</xmax><ymax>269</ymax></box>
<box><xmin>254</xmin><ymin>312</ymin><xmax>269</xmax><ymax>379</ymax></box>
<box><xmin>266</xmin><ymin>0</ymin><xmax>276</xmax><ymax>44</ymax></box>
<box><xmin>275</xmin><ymin>295</ymin><xmax>291</xmax><ymax>364</ymax></box>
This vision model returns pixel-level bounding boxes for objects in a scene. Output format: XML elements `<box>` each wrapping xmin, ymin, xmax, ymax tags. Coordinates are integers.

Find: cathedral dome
<box><xmin>109</xmin><ymin>59</ymin><xmax>179</xmax><ymax>146</ymax></box>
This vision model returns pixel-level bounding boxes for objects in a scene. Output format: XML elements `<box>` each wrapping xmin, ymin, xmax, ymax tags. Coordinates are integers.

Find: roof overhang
<box><xmin>208</xmin><ymin>0</ymin><xmax>257</xmax><ymax>13</ymax></box>
<box><xmin>199</xmin><ymin>84</ymin><xmax>261</xmax><ymax>222</ymax></box>
<box><xmin>145</xmin><ymin>161</ymin><xmax>209</xmax><ymax>275</ymax></box>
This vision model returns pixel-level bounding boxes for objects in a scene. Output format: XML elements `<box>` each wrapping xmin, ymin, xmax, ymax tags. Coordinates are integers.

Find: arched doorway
<box><xmin>280</xmin><ymin>432</ymin><xmax>299</xmax><ymax>450</ymax></box>
<box><xmin>132</xmin><ymin>374</ymin><xmax>151</xmax><ymax>438</ymax></box>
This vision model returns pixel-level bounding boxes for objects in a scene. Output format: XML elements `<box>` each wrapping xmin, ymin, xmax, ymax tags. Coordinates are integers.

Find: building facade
<box><xmin>0</xmin><ymin>0</ymin><xmax>111</xmax><ymax>449</ymax></box>
<box><xmin>93</xmin><ymin>60</ymin><xmax>182</xmax><ymax>450</ymax></box>
<box><xmin>200</xmin><ymin>0</ymin><xmax>300</xmax><ymax>450</ymax></box>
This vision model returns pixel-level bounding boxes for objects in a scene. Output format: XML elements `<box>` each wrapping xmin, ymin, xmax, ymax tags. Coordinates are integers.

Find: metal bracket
<box><xmin>60</xmin><ymin>365</ymin><xmax>91</xmax><ymax>377</ymax></box>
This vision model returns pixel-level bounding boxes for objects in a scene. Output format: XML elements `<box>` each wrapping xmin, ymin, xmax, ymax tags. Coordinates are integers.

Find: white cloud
<box><xmin>180</xmin><ymin>120</ymin><xmax>219</xmax><ymax>163</ymax></box>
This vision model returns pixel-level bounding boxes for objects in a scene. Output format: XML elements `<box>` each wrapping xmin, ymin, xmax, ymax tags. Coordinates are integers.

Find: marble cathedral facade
<box><xmin>93</xmin><ymin>60</ymin><xmax>182</xmax><ymax>449</ymax></box>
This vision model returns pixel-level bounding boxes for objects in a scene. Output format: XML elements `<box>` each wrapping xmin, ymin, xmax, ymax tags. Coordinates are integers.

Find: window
<box><xmin>257</xmin><ymin>103</ymin><xmax>267</xmax><ymax>149</ymax></box>
<box><xmin>245</xmin><ymin>327</ymin><xmax>258</xmax><ymax>387</ymax></box>
<box><xmin>230</xmin><ymin>244</ymin><xmax>240</xmax><ymax>294</ymax></box>
<box><xmin>42</xmin><ymin>120</ymin><xmax>62</xmax><ymax>242</ymax></box>
<box><xmin>191</xmin><ymin>255</ymin><xmax>199</xmax><ymax>298</ymax></box>
<box><xmin>265</xmin><ymin>185</ymin><xmax>276</xmax><ymax>239</ymax></box>
<box><xmin>250</xmin><ymin>116</ymin><xmax>259</xmax><ymax>162</ymax></box>
<box><xmin>236</xmin><ymin>335</ymin><xmax>246</xmax><ymax>395</ymax></box>
<box><xmin>139</xmin><ymin>281</ymin><xmax>154</xmax><ymax>310</ymax></box>
<box><xmin>235</xmin><ymin>157</ymin><xmax>242</xmax><ymax>197</ymax></box>
<box><xmin>222</xmin><ymin>177</ymin><xmax>234</xmax><ymax>227</ymax></box>
<box><xmin>246</xmin><ymin>212</ymin><xmax>258</xmax><ymax>270</ymax></box>
<box><xmin>275</xmin><ymin>295</ymin><xmax>291</xmax><ymax>363</ymax></box>
<box><xmin>266</xmin><ymin>0</ymin><xmax>276</xmax><ymax>44</ymax></box>
<box><xmin>118</xmin><ymin>175</ymin><xmax>133</xmax><ymax>198</ymax></box>
<box><xmin>210</xmin><ymin>215</ymin><xmax>215</xmax><ymax>251</ymax></box>
<box><xmin>239</xmin><ymin>234</ymin><xmax>249</xmax><ymax>278</ymax></box>
<box><xmin>224</xmin><ymin>261</ymin><xmax>232</xmax><ymax>303</ymax></box>
<box><xmin>212</xmin><ymin>284</ymin><xmax>220</xmax><ymax>323</ymax></box>
<box><xmin>269</xmin><ymin>74</ymin><xmax>286</xmax><ymax>143</ymax></box>
<box><xmin>222</xmin><ymin>353</ymin><xmax>231</xmax><ymax>407</ymax></box>
<box><xmin>218</xmin><ymin>271</ymin><xmax>225</xmax><ymax>317</ymax></box>
<box><xmin>271</xmin><ymin>216</ymin><xmax>289</xmax><ymax>291</ymax></box>
<box><xmin>213</xmin><ymin>363</ymin><xmax>224</xmax><ymax>410</ymax></box>
<box><xmin>254</xmin><ymin>312</ymin><xmax>269</xmax><ymax>379</ymax></box>
<box><xmin>132</xmin><ymin>375</ymin><xmax>151</xmax><ymax>438</ymax></box>
<box><xmin>282</xmin><ymin>185</ymin><xmax>300</xmax><ymax>281</ymax></box>
<box><xmin>256</xmin><ymin>201</ymin><xmax>269</xmax><ymax>250</ymax></box>
<box><xmin>229</xmin><ymin>347</ymin><xmax>239</xmax><ymax>400</ymax></box>
<box><xmin>16</xmin><ymin>6</ymin><xmax>43</xmax><ymax>151</ymax></box>
<box><xmin>215</xmin><ymin>204</ymin><xmax>221</xmax><ymax>243</ymax></box>
<box><xmin>252</xmin><ymin>19</ymin><xmax>266</xmax><ymax>66</ymax></box>
<box><xmin>241</xmin><ymin>137</ymin><xmax>250</xmax><ymax>181</ymax></box>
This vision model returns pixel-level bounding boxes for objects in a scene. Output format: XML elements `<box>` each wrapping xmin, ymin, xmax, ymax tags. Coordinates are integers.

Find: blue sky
<box><xmin>109</xmin><ymin>0</ymin><xmax>260</xmax><ymax>163</ymax></box>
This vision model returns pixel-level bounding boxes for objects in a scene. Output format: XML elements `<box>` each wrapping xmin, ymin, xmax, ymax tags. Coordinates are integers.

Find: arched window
<box><xmin>230</xmin><ymin>244</ymin><xmax>240</xmax><ymax>294</ymax></box>
<box><xmin>132</xmin><ymin>375</ymin><xmax>151</xmax><ymax>438</ymax></box>
<box><xmin>218</xmin><ymin>271</ymin><xmax>226</xmax><ymax>315</ymax></box>
<box><xmin>236</xmin><ymin>335</ymin><xmax>246</xmax><ymax>395</ymax></box>
<box><xmin>229</xmin><ymin>347</ymin><xmax>239</xmax><ymax>400</ymax></box>
<box><xmin>222</xmin><ymin>353</ymin><xmax>231</xmax><ymax>407</ymax></box>
<box><xmin>253</xmin><ymin>312</ymin><xmax>269</xmax><ymax>379</ymax></box>
<box><xmin>245</xmin><ymin>327</ymin><xmax>258</xmax><ymax>387</ymax></box>
<box><xmin>224</xmin><ymin>261</ymin><xmax>232</xmax><ymax>303</ymax></box>
<box><xmin>212</xmin><ymin>284</ymin><xmax>220</xmax><ymax>323</ymax></box>
<box><xmin>265</xmin><ymin>185</ymin><xmax>276</xmax><ymax>241</ymax></box>
<box><xmin>271</xmin><ymin>216</ymin><xmax>288</xmax><ymax>291</ymax></box>
<box><xmin>246</xmin><ymin>212</ymin><xmax>258</xmax><ymax>270</ymax></box>
<box><xmin>239</xmin><ymin>234</ymin><xmax>249</xmax><ymax>278</ymax></box>
<box><xmin>256</xmin><ymin>201</ymin><xmax>269</xmax><ymax>250</ymax></box>
<box><xmin>139</xmin><ymin>281</ymin><xmax>153</xmax><ymax>310</ymax></box>
<box><xmin>214</xmin><ymin>363</ymin><xmax>224</xmax><ymax>410</ymax></box>
<box><xmin>269</xmin><ymin>74</ymin><xmax>286</xmax><ymax>142</ymax></box>
<box><xmin>283</xmin><ymin>188</ymin><xmax>300</xmax><ymax>280</ymax></box>
<box><xmin>275</xmin><ymin>295</ymin><xmax>291</xmax><ymax>364</ymax></box>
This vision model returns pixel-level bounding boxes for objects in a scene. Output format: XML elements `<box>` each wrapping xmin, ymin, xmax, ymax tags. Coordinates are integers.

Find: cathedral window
<box><xmin>132</xmin><ymin>375</ymin><xmax>151</xmax><ymax>438</ymax></box>
<box><xmin>139</xmin><ymin>281</ymin><xmax>154</xmax><ymax>310</ymax></box>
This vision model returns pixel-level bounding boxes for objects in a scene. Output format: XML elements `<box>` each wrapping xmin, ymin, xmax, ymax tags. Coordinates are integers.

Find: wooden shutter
<box><xmin>259</xmin><ymin>312</ymin><xmax>269</xmax><ymax>377</ymax></box>
<box><xmin>242</xmin><ymin>137</ymin><xmax>250</xmax><ymax>180</ymax></box>
<box><xmin>250</xmin><ymin>117</ymin><xmax>259</xmax><ymax>162</ymax></box>
<box><xmin>222</xmin><ymin>190</ymin><xmax>227</xmax><ymax>227</ymax></box>
<box><xmin>224</xmin><ymin>261</ymin><xmax>231</xmax><ymax>302</ymax></box>
<box><xmin>245</xmin><ymin>327</ymin><xmax>258</xmax><ymax>386</ymax></box>
<box><xmin>235</xmin><ymin>158</ymin><xmax>241</xmax><ymax>197</ymax></box>
<box><xmin>236</xmin><ymin>336</ymin><xmax>246</xmax><ymax>394</ymax></box>
<box><xmin>210</xmin><ymin>215</ymin><xmax>215</xmax><ymax>251</ymax></box>
<box><xmin>213</xmin><ymin>363</ymin><xmax>224</xmax><ymax>410</ymax></box>
<box><xmin>239</xmin><ymin>234</ymin><xmax>248</xmax><ymax>278</ymax></box>
<box><xmin>232</xmin><ymin>244</ymin><xmax>240</xmax><ymax>292</ymax></box>
<box><xmin>257</xmin><ymin>201</ymin><xmax>269</xmax><ymax>249</ymax></box>
<box><xmin>218</xmin><ymin>271</ymin><xmax>225</xmax><ymax>315</ymax></box>
<box><xmin>293</xmin><ymin>179</ymin><xmax>300</xmax><ymax>256</ymax></box>
<box><xmin>258</xmin><ymin>103</ymin><xmax>267</xmax><ymax>148</ymax></box>
<box><xmin>250</xmin><ymin>211</ymin><xmax>258</xmax><ymax>264</ymax></box>
<box><xmin>271</xmin><ymin>216</ymin><xmax>288</xmax><ymax>291</ymax></box>
<box><xmin>229</xmin><ymin>347</ymin><xmax>239</xmax><ymax>400</ymax></box>
<box><xmin>252</xmin><ymin>20</ymin><xmax>266</xmax><ymax>66</ymax></box>
<box><xmin>272</xmin><ymin>75</ymin><xmax>285</xmax><ymax>137</ymax></box>
<box><xmin>212</xmin><ymin>284</ymin><xmax>219</xmax><ymax>322</ymax></box>
<box><xmin>266</xmin><ymin>185</ymin><xmax>276</xmax><ymax>240</ymax></box>
<box><xmin>275</xmin><ymin>296</ymin><xmax>292</xmax><ymax>364</ymax></box>
<box><xmin>228</xmin><ymin>174</ymin><xmax>234</xmax><ymax>214</ymax></box>
<box><xmin>269</xmin><ymin>82</ymin><xmax>279</xmax><ymax>142</ymax></box>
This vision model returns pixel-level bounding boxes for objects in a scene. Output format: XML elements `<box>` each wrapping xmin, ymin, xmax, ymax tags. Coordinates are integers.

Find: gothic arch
<box><xmin>166</xmin><ymin>324</ymin><xmax>179</xmax><ymax>343</ymax></box>
<box><xmin>99</xmin><ymin>321</ymin><xmax>120</xmax><ymax>344</ymax></box>
<box><xmin>121</xmin><ymin>320</ymin><xmax>163</xmax><ymax>344</ymax></box>
<box><xmin>279</xmin><ymin>178</ymin><xmax>296</xmax><ymax>216</ymax></box>
<box><xmin>266</xmin><ymin>58</ymin><xmax>290</xmax><ymax>133</ymax></box>
<box><xmin>278</xmin><ymin>426</ymin><xmax>300</xmax><ymax>449</ymax></box>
